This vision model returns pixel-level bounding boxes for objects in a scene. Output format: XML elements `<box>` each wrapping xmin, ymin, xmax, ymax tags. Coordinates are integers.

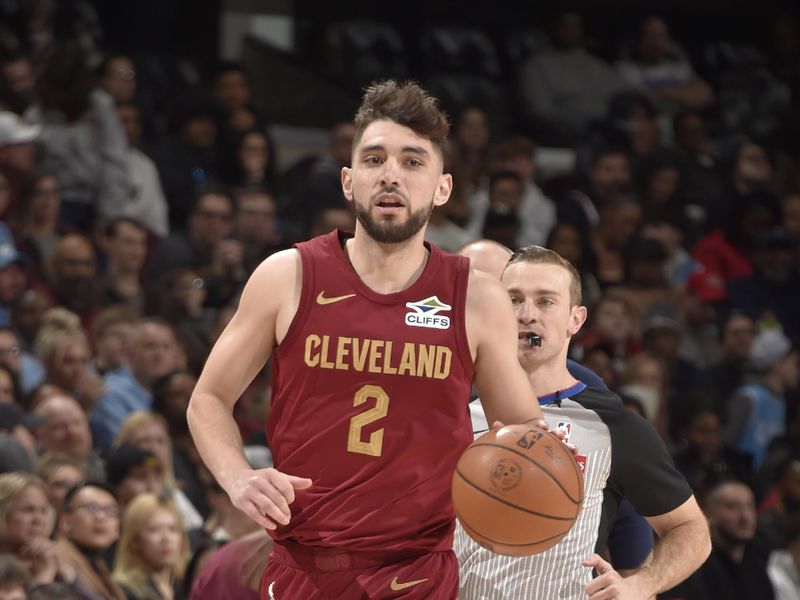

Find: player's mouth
<box><xmin>374</xmin><ymin>194</ymin><xmax>406</xmax><ymax>215</ymax></box>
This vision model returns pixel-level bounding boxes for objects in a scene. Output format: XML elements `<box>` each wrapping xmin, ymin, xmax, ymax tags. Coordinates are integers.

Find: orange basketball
<box><xmin>452</xmin><ymin>424</ymin><xmax>584</xmax><ymax>556</ymax></box>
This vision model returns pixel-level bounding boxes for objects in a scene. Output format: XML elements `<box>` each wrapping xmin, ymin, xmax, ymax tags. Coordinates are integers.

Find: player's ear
<box><xmin>341</xmin><ymin>167</ymin><xmax>353</xmax><ymax>201</ymax></box>
<box><xmin>568</xmin><ymin>305</ymin><xmax>588</xmax><ymax>336</ymax></box>
<box><xmin>433</xmin><ymin>173</ymin><xmax>453</xmax><ymax>207</ymax></box>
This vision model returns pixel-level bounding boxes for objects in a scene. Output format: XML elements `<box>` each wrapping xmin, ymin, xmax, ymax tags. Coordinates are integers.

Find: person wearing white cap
<box><xmin>0</xmin><ymin>110</ymin><xmax>39</xmax><ymax>175</ymax></box>
<box><xmin>724</xmin><ymin>328</ymin><xmax>799</xmax><ymax>469</ymax></box>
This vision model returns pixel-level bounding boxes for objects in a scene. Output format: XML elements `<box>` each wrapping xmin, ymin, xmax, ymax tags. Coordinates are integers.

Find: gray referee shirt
<box><xmin>455</xmin><ymin>387</ymin><xmax>691</xmax><ymax>599</ymax></box>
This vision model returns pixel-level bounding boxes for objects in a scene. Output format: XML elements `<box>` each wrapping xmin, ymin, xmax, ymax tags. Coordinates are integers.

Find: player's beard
<box><xmin>354</xmin><ymin>192</ymin><xmax>434</xmax><ymax>244</ymax></box>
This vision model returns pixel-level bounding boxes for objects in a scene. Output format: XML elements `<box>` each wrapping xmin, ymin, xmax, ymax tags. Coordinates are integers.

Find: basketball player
<box><xmin>455</xmin><ymin>245</ymin><xmax>711</xmax><ymax>599</ymax></box>
<box><xmin>187</xmin><ymin>81</ymin><xmax>542</xmax><ymax>599</ymax></box>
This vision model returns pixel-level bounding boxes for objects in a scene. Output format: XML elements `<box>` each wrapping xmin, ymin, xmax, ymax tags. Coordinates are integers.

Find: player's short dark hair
<box><xmin>353</xmin><ymin>80</ymin><xmax>449</xmax><ymax>156</ymax></box>
<box><xmin>506</xmin><ymin>245</ymin><xmax>583</xmax><ymax>306</ymax></box>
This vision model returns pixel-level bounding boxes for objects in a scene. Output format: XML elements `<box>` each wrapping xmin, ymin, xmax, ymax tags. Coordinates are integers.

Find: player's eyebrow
<box><xmin>358</xmin><ymin>144</ymin><xmax>429</xmax><ymax>157</ymax></box>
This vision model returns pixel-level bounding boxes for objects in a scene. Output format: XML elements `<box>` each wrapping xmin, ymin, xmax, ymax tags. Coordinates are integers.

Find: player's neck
<box><xmin>526</xmin><ymin>354</ymin><xmax>577</xmax><ymax>397</ymax></box>
<box><xmin>345</xmin><ymin>230</ymin><xmax>430</xmax><ymax>294</ymax></box>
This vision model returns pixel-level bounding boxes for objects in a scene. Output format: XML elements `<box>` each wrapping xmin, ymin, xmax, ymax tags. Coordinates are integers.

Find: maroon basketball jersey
<box><xmin>267</xmin><ymin>229</ymin><xmax>474</xmax><ymax>553</ymax></box>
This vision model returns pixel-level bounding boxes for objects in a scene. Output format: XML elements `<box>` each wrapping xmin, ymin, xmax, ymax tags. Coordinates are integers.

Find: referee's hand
<box><xmin>583</xmin><ymin>554</ymin><xmax>653</xmax><ymax>600</ymax></box>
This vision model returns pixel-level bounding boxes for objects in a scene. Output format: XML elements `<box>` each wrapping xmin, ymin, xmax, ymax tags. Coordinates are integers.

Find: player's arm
<box><xmin>466</xmin><ymin>269</ymin><xmax>541</xmax><ymax>425</ymax></box>
<box><xmin>187</xmin><ymin>250</ymin><xmax>311</xmax><ymax>530</ymax></box>
<box><xmin>584</xmin><ymin>495</ymin><xmax>710</xmax><ymax>599</ymax></box>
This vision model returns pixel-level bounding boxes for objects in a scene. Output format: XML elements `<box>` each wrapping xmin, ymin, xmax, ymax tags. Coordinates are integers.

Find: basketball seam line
<box><xmin>464</xmin><ymin>442</ymin><xmax>583</xmax><ymax>504</ymax></box>
<box><xmin>460</xmin><ymin>518</ymin><xmax>571</xmax><ymax>547</ymax></box>
<box><xmin>455</xmin><ymin>468</ymin><xmax>578</xmax><ymax>521</ymax></box>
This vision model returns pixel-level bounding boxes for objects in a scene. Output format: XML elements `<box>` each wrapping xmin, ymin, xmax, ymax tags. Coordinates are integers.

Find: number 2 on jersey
<box><xmin>347</xmin><ymin>384</ymin><xmax>389</xmax><ymax>457</ymax></box>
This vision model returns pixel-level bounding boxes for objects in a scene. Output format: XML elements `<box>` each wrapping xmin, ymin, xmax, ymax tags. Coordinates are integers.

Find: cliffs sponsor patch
<box><xmin>404</xmin><ymin>295</ymin><xmax>452</xmax><ymax>330</ymax></box>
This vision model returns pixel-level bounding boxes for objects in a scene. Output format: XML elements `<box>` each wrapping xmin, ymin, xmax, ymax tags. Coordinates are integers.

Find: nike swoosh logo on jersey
<box><xmin>316</xmin><ymin>291</ymin><xmax>356</xmax><ymax>305</ymax></box>
<box><xmin>268</xmin><ymin>581</ymin><xmax>277</xmax><ymax>599</ymax></box>
<box><xmin>390</xmin><ymin>576</ymin><xmax>429</xmax><ymax>591</ymax></box>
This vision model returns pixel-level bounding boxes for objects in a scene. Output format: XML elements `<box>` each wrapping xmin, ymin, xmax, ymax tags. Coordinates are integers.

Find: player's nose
<box><xmin>380</xmin><ymin>157</ymin><xmax>401</xmax><ymax>186</ymax></box>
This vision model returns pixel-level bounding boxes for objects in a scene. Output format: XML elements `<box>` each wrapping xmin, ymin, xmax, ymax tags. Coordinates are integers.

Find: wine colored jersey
<box><xmin>267</xmin><ymin>230</ymin><xmax>474</xmax><ymax>553</ymax></box>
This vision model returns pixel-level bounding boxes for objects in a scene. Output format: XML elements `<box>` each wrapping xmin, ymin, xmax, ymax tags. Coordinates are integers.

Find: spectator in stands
<box><xmin>591</xmin><ymin>194</ymin><xmax>642</xmax><ymax>287</ymax></box>
<box><xmin>692</xmin><ymin>190</ymin><xmax>779</xmax><ymax>285</ymax></box>
<box><xmin>113</xmin><ymin>493</ymin><xmax>189</xmax><ymax>600</ymax></box>
<box><xmin>544</xmin><ymin>222</ymin><xmax>602</xmax><ymax>308</ymax></box>
<box><xmin>0</xmin><ymin>324</ymin><xmax>44</xmax><ymax>398</ymax></box>
<box><xmin>725</xmin><ymin>329</ymin><xmax>797</xmax><ymax>470</ymax></box>
<box><xmin>9</xmin><ymin>289</ymin><xmax>51</xmax><ymax>355</ymax></box>
<box><xmin>0</xmin><ymin>111</ymin><xmax>39</xmax><ymax>192</ymax></box>
<box><xmin>149</xmin><ymin>188</ymin><xmax>245</xmax><ymax>308</ymax></box>
<box><xmin>467</xmin><ymin>136</ymin><xmax>556</xmax><ymax>247</ymax></box>
<box><xmin>220</xmin><ymin>129</ymin><xmax>276</xmax><ymax>190</ymax></box>
<box><xmin>33</xmin><ymin>308</ymin><xmax>102</xmax><ymax>412</ymax></box>
<box><xmin>0</xmin><ymin>239</ymin><xmax>27</xmax><ymax>328</ymax></box>
<box><xmin>157</xmin><ymin>269</ymin><xmax>213</xmax><ymax>375</ymax></box>
<box><xmin>105</xmin><ymin>444</ymin><xmax>165</xmax><ymax>511</ymax></box>
<box><xmin>450</xmin><ymin>106</ymin><xmax>491</xmax><ymax>195</ymax></box>
<box><xmin>32</xmin><ymin>393</ymin><xmax>104</xmax><ymax>481</ymax></box>
<box><xmin>698</xmin><ymin>480</ymin><xmax>774</xmax><ymax>599</ymax></box>
<box><xmin>115</xmin><ymin>102</ymin><xmax>169</xmax><ymax>238</ymax></box>
<box><xmin>97</xmin><ymin>55</ymin><xmax>136</xmax><ymax>105</ymax></box>
<box><xmin>757</xmin><ymin>456</ymin><xmax>800</xmax><ymax>552</ymax></box>
<box><xmin>616</xmin><ymin>16</ymin><xmax>714</xmax><ymax>130</ymax></box>
<box><xmin>700</xmin><ymin>312</ymin><xmax>755</xmax><ymax>416</ymax></box>
<box><xmin>727</xmin><ymin>228</ymin><xmax>800</xmax><ymax>340</ymax></box>
<box><xmin>233</xmin><ymin>187</ymin><xmax>283</xmax><ymax>274</ymax></box>
<box><xmin>25</xmin><ymin>40</ymin><xmax>129</xmax><ymax>230</ymax></box>
<box><xmin>0</xmin><ymin>472</ymin><xmax>59</xmax><ymax>587</ymax></box>
<box><xmin>561</xmin><ymin>146</ymin><xmax>632</xmax><ymax>238</ymax></box>
<box><xmin>97</xmin><ymin>218</ymin><xmax>151</xmax><ymax>313</ymax></box>
<box><xmin>115</xmin><ymin>411</ymin><xmax>203</xmax><ymax>529</ymax></box>
<box><xmin>673</xmin><ymin>405</ymin><xmax>753</xmax><ymax>504</ymax></box>
<box><xmin>0</xmin><ymin>553</ymin><xmax>30</xmax><ymax>599</ymax></box>
<box><xmin>34</xmin><ymin>452</ymin><xmax>85</xmax><ymax>515</ymax></box>
<box><xmin>151</xmin><ymin>89</ymin><xmax>222</xmax><ymax>230</ymax></box>
<box><xmin>211</xmin><ymin>62</ymin><xmax>268</xmax><ymax>139</ymax></box>
<box><xmin>283</xmin><ymin>121</ymin><xmax>354</xmax><ymax>242</ymax></box>
<box><xmin>39</xmin><ymin>234</ymin><xmax>101</xmax><ymax>322</ymax></box>
<box><xmin>678</xmin><ymin>267</ymin><xmax>725</xmax><ymax>368</ymax></box>
<box><xmin>151</xmin><ymin>370</ymin><xmax>207</xmax><ymax>517</ymax></box>
<box><xmin>0</xmin><ymin>52</ymin><xmax>35</xmax><ymax>116</ymax></box>
<box><xmin>11</xmin><ymin>168</ymin><xmax>67</xmax><ymax>283</ymax></box>
<box><xmin>90</xmin><ymin>305</ymin><xmax>137</xmax><ymax>377</ymax></box>
<box><xmin>90</xmin><ymin>318</ymin><xmax>179</xmax><ymax>450</ymax></box>
<box><xmin>673</xmin><ymin>109</ymin><xmax>723</xmax><ymax>215</ymax></box>
<box><xmin>55</xmin><ymin>482</ymin><xmax>125</xmax><ymax>600</ymax></box>
<box><xmin>189</xmin><ymin>528</ymin><xmax>271</xmax><ymax>600</ymax></box>
<box><xmin>519</xmin><ymin>9</ymin><xmax>624</xmax><ymax>146</ymax></box>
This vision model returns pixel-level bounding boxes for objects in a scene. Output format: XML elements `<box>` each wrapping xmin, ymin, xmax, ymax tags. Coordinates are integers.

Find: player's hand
<box><xmin>227</xmin><ymin>467</ymin><xmax>312</xmax><ymax>530</ymax></box>
<box><xmin>583</xmin><ymin>554</ymin><xmax>650</xmax><ymax>599</ymax></box>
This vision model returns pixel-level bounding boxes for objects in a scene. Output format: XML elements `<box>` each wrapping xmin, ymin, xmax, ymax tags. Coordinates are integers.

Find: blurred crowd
<box><xmin>0</xmin><ymin>1</ymin><xmax>797</xmax><ymax>599</ymax></box>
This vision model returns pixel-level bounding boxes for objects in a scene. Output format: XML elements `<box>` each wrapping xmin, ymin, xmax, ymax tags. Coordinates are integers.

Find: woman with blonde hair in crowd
<box><xmin>0</xmin><ymin>472</ymin><xmax>60</xmax><ymax>586</ymax></box>
<box><xmin>114</xmin><ymin>412</ymin><xmax>203</xmax><ymax>529</ymax></box>
<box><xmin>113</xmin><ymin>493</ymin><xmax>189</xmax><ymax>600</ymax></box>
<box><xmin>33</xmin><ymin>308</ymin><xmax>104</xmax><ymax>412</ymax></box>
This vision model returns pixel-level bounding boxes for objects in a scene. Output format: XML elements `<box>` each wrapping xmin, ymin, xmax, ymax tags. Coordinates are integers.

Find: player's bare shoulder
<box><xmin>240</xmin><ymin>249</ymin><xmax>303</xmax><ymax>342</ymax></box>
<box><xmin>464</xmin><ymin>265</ymin><xmax>516</xmax><ymax>353</ymax></box>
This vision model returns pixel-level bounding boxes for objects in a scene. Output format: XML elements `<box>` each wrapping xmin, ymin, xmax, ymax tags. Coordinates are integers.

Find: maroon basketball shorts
<box><xmin>261</xmin><ymin>542</ymin><xmax>458</xmax><ymax>599</ymax></box>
